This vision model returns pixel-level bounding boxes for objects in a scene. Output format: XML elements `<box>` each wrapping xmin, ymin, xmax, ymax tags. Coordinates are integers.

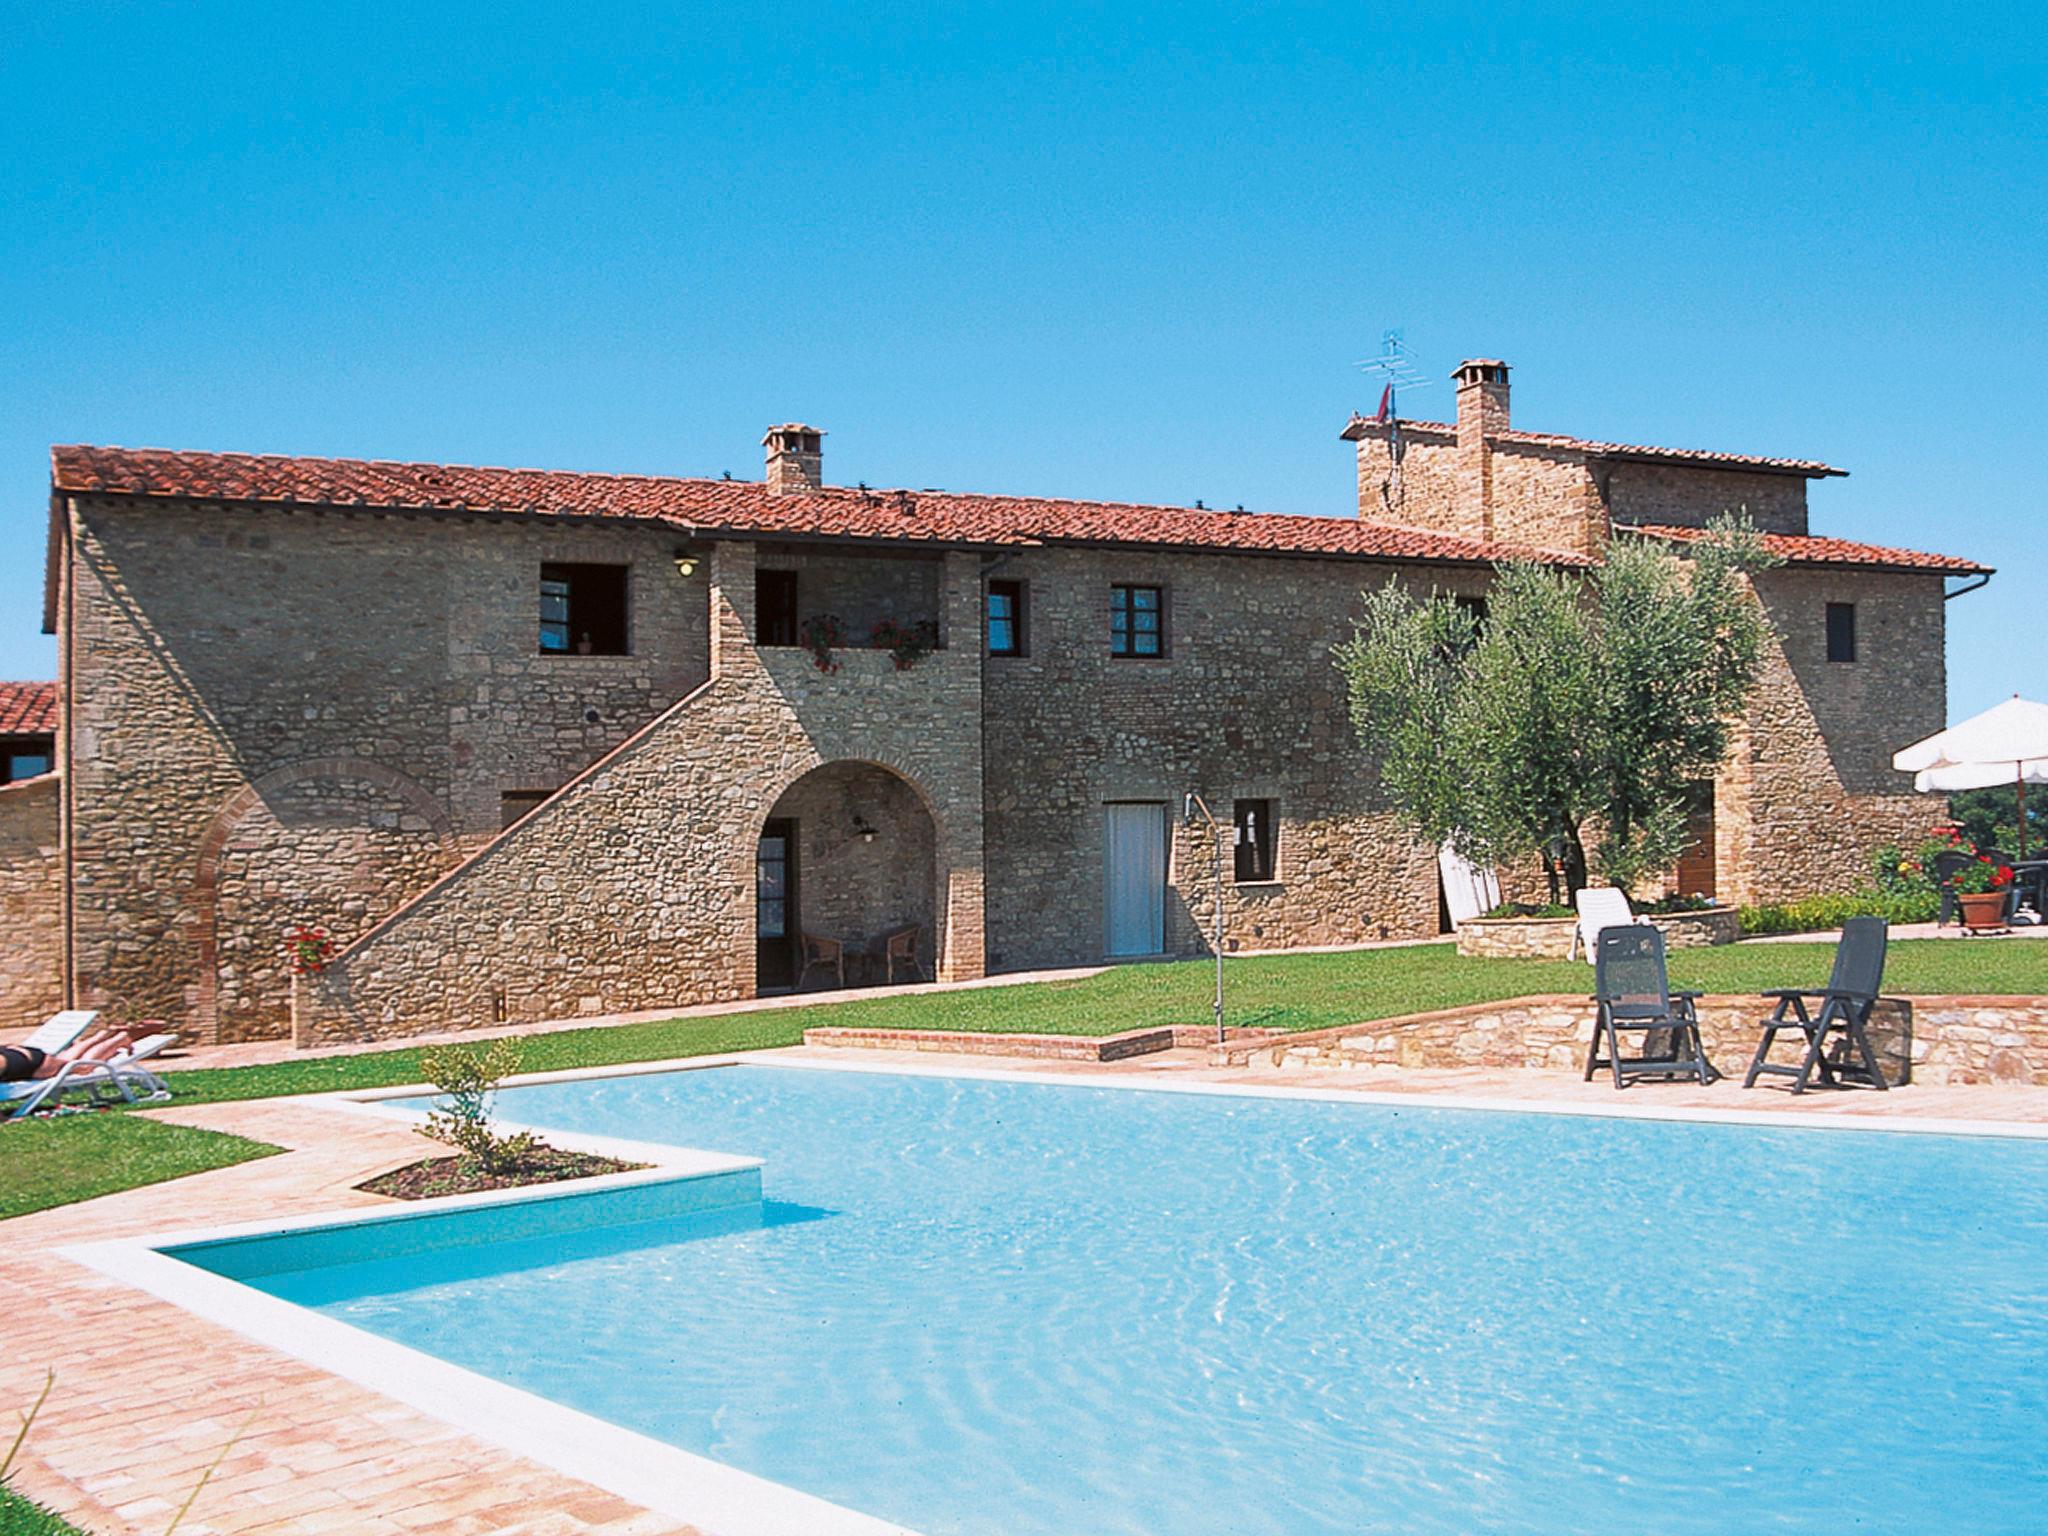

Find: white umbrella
<box><xmin>1893</xmin><ymin>695</ymin><xmax>2048</xmax><ymax>858</ymax></box>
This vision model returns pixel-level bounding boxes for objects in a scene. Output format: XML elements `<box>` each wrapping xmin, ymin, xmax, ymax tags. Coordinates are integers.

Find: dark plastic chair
<box><xmin>1585</xmin><ymin>926</ymin><xmax>1712</xmax><ymax>1089</ymax></box>
<box><xmin>1929</xmin><ymin>849</ymin><xmax>1974</xmax><ymax>927</ymax></box>
<box><xmin>1743</xmin><ymin>916</ymin><xmax>1890</xmax><ymax>1093</ymax></box>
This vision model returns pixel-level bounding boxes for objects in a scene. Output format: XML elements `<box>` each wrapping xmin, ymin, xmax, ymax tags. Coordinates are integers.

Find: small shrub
<box><xmin>1640</xmin><ymin>893</ymin><xmax>1715</xmax><ymax>915</ymax></box>
<box><xmin>1738</xmin><ymin>887</ymin><xmax>1938</xmax><ymax>938</ymax></box>
<box><xmin>416</xmin><ymin>1036</ymin><xmax>536</xmax><ymax>1176</ymax></box>
<box><xmin>1481</xmin><ymin>902</ymin><xmax>1574</xmax><ymax>919</ymax></box>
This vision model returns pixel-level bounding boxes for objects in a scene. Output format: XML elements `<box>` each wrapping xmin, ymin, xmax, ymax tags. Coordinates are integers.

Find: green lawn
<box><xmin>0</xmin><ymin>1488</ymin><xmax>89</xmax><ymax>1535</ymax></box>
<box><xmin>0</xmin><ymin>1113</ymin><xmax>282</xmax><ymax>1221</ymax></box>
<box><xmin>155</xmin><ymin>937</ymin><xmax>2048</xmax><ymax>1109</ymax></box>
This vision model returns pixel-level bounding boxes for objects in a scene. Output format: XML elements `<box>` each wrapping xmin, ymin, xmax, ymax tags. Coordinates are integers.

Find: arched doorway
<box><xmin>756</xmin><ymin>761</ymin><xmax>938</xmax><ymax>993</ymax></box>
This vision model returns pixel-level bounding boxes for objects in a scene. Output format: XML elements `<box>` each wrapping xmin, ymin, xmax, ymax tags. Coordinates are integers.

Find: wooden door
<box><xmin>1674</xmin><ymin>783</ymin><xmax>1716</xmax><ymax>899</ymax></box>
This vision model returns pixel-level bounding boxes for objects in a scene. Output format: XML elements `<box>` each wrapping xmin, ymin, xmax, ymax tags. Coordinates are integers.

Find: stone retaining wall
<box><xmin>1211</xmin><ymin>993</ymin><xmax>2048</xmax><ymax>1087</ymax></box>
<box><xmin>1455</xmin><ymin>906</ymin><xmax>1739</xmax><ymax>960</ymax></box>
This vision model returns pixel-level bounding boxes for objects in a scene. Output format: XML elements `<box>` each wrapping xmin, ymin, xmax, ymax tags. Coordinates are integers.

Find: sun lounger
<box><xmin>1569</xmin><ymin>887</ymin><xmax>1640</xmax><ymax>961</ymax></box>
<box><xmin>2</xmin><ymin>1032</ymin><xmax>177</xmax><ymax>1119</ymax></box>
<box><xmin>16</xmin><ymin>1008</ymin><xmax>99</xmax><ymax>1055</ymax></box>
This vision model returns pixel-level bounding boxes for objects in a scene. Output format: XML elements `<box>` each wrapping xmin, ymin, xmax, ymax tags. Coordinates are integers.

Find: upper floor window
<box><xmin>539</xmin><ymin>563</ymin><xmax>628</xmax><ymax>655</ymax></box>
<box><xmin>987</xmin><ymin>579</ymin><xmax>1027</xmax><ymax>657</ymax></box>
<box><xmin>0</xmin><ymin>739</ymin><xmax>51</xmax><ymax>783</ymax></box>
<box><xmin>1110</xmin><ymin>584</ymin><xmax>1164</xmax><ymax>658</ymax></box>
<box><xmin>1233</xmin><ymin>798</ymin><xmax>1277</xmax><ymax>882</ymax></box>
<box><xmin>758</xmin><ymin>569</ymin><xmax>799</xmax><ymax>647</ymax></box>
<box><xmin>1825</xmin><ymin>601</ymin><xmax>1857</xmax><ymax>663</ymax></box>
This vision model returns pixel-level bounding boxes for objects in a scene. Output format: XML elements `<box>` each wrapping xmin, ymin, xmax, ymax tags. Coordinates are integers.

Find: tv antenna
<box><xmin>1355</xmin><ymin>330</ymin><xmax>1432</xmax><ymax>516</ymax></box>
<box><xmin>1356</xmin><ymin>330</ymin><xmax>1432</xmax><ymax>404</ymax></box>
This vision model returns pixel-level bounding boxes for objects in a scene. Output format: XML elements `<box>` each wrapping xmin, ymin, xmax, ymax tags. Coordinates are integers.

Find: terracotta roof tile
<box><xmin>1340</xmin><ymin>416</ymin><xmax>1845</xmax><ymax>476</ymax></box>
<box><xmin>1628</xmin><ymin>523</ymin><xmax>1991</xmax><ymax>575</ymax></box>
<box><xmin>0</xmin><ymin>680</ymin><xmax>57</xmax><ymax>736</ymax></box>
<box><xmin>50</xmin><ymin>445</ymin><xmax>1589</xmax><ymax>568</ymax></box>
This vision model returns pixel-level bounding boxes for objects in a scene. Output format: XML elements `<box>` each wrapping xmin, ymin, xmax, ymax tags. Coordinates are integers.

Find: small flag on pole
<box><xmin>1375</xmin><ymin>383</ymin><xmax>1393</xmax><ymax>423</ymax></box>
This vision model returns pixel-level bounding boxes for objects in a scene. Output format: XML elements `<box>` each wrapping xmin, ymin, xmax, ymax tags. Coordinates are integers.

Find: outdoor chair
<box><xmin>880</xmin><ymin>925</ymin><xmax>932</xmax><ymax>985</ymax></box>
<box><xmin>1568</xmin><ymin>887</ymin><xmax>1640</xmax><ymax>961</ymax></box>
<box><xmin>1584</xmin><ymin>925</ymin><xmax>1713</xmax><ymax>1089</ymax></box>
<box><xmin>1743</xmin><ymin>916</ymin><xmax>1890</xmax><ymax>1093</ymax></box>
<box><xmin>3</xmin><ymin>1031</ymin><xmax>177</xmax><ymax>1120</ymax></box>
<box><xmin>14</xmin><ymin>1008</ymin><xmax>99</xmax><ymax>1056</ymax></box>
<box><xmin>1929</xmin><ymin>849</ymin><xmax>1974</xmax><ymax>927</ymax></box>
<box><xmin>798</xmin><ymin>932</ymin><xmax>846</xmax><ymax>990</ymax></box>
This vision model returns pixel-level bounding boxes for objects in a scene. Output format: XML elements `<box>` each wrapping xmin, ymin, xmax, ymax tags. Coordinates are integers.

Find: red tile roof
<box><xmin>50</xmin><ymin>445</ymin><xmax>1588</xmax><ymax>568</ymax></box>
<box><xmin>0</xmin><ymin>681</ymin><xmax>57</xmax><ymax>736</ymax></box>
<box><xmin>1628</xmin><ymin>523</ymin><xmax>1992</xmax><ymax>576</ymax></box>
<box><xmin>1340</xmin><ymin>416</ymin><xmax>1845</xmax><ymax>477</ymax></box>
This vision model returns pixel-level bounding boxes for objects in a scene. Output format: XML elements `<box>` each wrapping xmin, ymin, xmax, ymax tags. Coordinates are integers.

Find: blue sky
<box><xmin>1</xmin><ymin>2</ymin><xmax>2039</xmax><ymax>717</ymax></box>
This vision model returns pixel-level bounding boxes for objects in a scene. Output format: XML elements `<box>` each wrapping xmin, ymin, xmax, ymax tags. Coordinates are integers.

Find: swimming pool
<box><xmin>170</xmin><ymin>1064</ymin><xmax>2048</xmax><ymax>1534</ymax></box>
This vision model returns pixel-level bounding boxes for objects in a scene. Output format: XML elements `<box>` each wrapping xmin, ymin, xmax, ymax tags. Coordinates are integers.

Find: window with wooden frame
<box><xmin>1233</xmin><ymin>798</ymin><xmax>1277</xmax><ymax>883</ymax></box>
<box><xmin>757</xmin><ymin>569</ymin><xmax>799</xmax><ymax>647</ymax></box>
<box><xmin>1109</xmin><ymin>584</ymin><xmax>1164</xmax><ymax>658</ymax></box>
<box><xmin>987</xmin><ymin>579</ymin><xmax>1027</xmax><ymax>657</ymax></box>
<box><xmin>1825</xmin><ymin>601</ymin><xmax>1857</xmax><ymax>663</ymax></box>
<box><xmin>538</xmin><ymin>563</ymin><xmax>629</xmax><ymax>655</ymax></box>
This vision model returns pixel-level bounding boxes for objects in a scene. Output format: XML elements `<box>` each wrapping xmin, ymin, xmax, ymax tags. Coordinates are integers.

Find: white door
<box><xmin>1105</xmin><ymin>802</ymin><xmax>1167</xmax><ymax>957</ymax></box>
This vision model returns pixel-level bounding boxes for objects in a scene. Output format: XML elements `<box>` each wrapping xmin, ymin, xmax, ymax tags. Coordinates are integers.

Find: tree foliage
<box><xmin>1334</xmin><ymin>517</ymin><xmax>1778</xmax><ymax>899</ymax></box>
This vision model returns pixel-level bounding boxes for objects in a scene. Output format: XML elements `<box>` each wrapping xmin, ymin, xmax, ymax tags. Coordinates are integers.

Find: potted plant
<box><xmin>1952</xmin><ymin>853</ymin><xmax>2015</xmax><ymax>931</ymax></box>
<box><xmin>798</xmin><ymin>613</ymin><xmax>847</xmax><ymax>673</ymax></box>
<box><xmin>870</xmin><ymin>617</ymin><xmax>939</xmax><ymax>671</ymax></box>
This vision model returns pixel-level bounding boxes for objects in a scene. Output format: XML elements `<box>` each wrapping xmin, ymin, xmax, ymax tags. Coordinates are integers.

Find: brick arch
<box><xmin>189</xmin><ymin>757</ymin><xmax>457</xmax><ymax>1042</ymax></box>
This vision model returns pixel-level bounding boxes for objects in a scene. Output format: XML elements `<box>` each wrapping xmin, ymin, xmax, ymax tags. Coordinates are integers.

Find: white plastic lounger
<box><xmin>1569</xmin><ymin>888</ymin><xmax>1640</xmax><ymax>962</ymax></box>
<box><xmin>16</xmin><ymin>1008</ymin><xmax>99</xmax><ymax>1055</ymax></box>
<box><xmin>3</xmin><ymin>1032</ymin><xmax>176</xmax><ymax>1119</ymax></box>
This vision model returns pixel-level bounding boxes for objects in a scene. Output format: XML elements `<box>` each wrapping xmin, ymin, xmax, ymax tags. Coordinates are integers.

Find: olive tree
<box><xmin>1334</xmin><ymin>517</ymin><xmax>1777</xmax><ymax>902</ymax></box>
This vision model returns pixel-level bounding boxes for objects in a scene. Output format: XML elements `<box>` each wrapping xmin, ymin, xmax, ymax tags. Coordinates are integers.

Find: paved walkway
<box><xmin>2</xmin><ymin>1098</ymin><xmax>701</xmax><ymax>1536</ymax></box>
<box><xmin>7</xmin><ymin>1046</ymin><xmax>2047</xmax><ymax>1533</ymax></box>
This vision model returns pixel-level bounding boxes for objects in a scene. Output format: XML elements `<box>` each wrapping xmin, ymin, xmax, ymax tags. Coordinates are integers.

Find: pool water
<box><xmin>236</xmin><ymin>1067</ymin><xmax>2048</xmax><ymax>1534</ymax></box>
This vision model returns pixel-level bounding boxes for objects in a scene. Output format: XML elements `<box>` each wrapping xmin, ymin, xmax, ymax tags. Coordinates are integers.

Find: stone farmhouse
<box><xmin>7</xmin><ymin>358</ymin><xmax>1988</xmax><ymax>1042</ymax></box>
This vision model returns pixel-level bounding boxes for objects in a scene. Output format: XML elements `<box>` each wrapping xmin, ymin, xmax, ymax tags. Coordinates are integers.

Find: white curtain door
<box><xmin>1105</xmin><ymin>803</ymin><xmax>1168</xmax><ymax>957</ymax></box>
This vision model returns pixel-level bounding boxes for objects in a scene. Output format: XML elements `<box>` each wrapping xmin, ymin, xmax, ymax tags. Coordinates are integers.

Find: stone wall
<box><xmin>1605</xmin><ymin>462</ymin><xmax>1809</xmax><ymax>534</ymax></box>
<box><xmin>298</xmin><ymin>542</ymin><xmax>986</xmax><ymax>1042</ymax></box>
<box><xmin>979</xmin><ymin>546</ymin><xmax>1484</xmax><ymax>973</ymax></box>
<box><xmin>59</xmin><ymin>497</ymin><xmax>709</xmax><ymax>1039</ymax></box>
<box><xmin>1453</xmin><ymin>907</ymin><xmax>1740</xmax><ymax>959</ymax></box>
<box><xmin>1716</xmin><ymin>567</ymin><xmax>1946</xmax><ymax>906</ymax></box>
<box><xmin>1213</xmin><ymin>993</ymin><xmax>2048</xmax><ymax>1087</ymax></box>
<box><xmin>754</xmin><ymin>543</ymin><xmax>944</xmax><ymax>644</ymax></box>
<box><xmin>0</xmin><ymin>775</ymin><xmax>61</xmax><ymax>1029</ymax></box>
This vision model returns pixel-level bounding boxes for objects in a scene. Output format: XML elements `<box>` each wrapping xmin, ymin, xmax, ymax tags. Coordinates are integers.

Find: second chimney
<box><xmin>1452</xmin><ymin>359</ymin><xmax>1510</xmax><ymax>445</ymax></box>
<box><xmin>763</xmin><ymin>423</ymin><xmax>824</xmax><ymax>494</ymax></box>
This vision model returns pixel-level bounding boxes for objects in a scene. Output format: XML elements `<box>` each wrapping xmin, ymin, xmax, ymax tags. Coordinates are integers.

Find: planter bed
<box><xmin>1455</xmin><ymin>905</ymin><xmax>1740</xmax><ymax>959</ymax></box>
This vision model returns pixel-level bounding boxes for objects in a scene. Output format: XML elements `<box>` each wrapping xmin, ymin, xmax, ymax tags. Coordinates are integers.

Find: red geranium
<box><xmin>283</xmin><ymin>923</ymin><xmax>338</xmax><ymax>975</ymax></box>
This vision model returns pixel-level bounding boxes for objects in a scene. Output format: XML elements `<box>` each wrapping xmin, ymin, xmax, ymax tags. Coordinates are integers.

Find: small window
<box><xmin>1825</xmin><ymin>602</ymin><xmax>1856</xmax><ymax>663</ymax></box>
<box><xmin>1454</xmin><ymin>594</ymin><xmax>1489</xmax><ymax>628</ymax></box>
<box><xmin>1110</xmin><ymin>584</ymin><xmax>1164</xmax><ymax>658</ymax></box>
<box><xmin>539</xmin><ymin>563</ymin><xmax>628</xmax><ymax>655</ymax></box>
<box><xmin>987</xmin><ymin>579</ymin><xmax>1027</xmax><ymax>657</ymax></box>
<box><xmin>6</xmin><ymin>753</ymin><xmax>49</xmax><ymax>781</ymax></box>
<box><xmin>758</xmin><ymin>569</ymin><xmax>799</xmax><ymax>647</ymax></box>
<box><xmin>1233</xmin><ymin>799</ymin><xmax>1276</xmax><ymax>883</ymax></box>
<box><xmin>500</xmin><ymin>790</ymin><xmax>552</xmax><ymax>829</ymax></box>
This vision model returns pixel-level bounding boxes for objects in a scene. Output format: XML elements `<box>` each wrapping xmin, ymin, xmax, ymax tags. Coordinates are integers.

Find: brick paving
<box><xmin>6</xmin><ymin>1044</ymin><xmax>2046</xmax><ymax>1533</ymax></box>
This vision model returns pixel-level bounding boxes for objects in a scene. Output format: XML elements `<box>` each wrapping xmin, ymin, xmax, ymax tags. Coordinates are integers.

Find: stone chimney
<box><xmin>763</xmin><ymin>423</ymin><xmax>824</xmax><ymax>494</ymax></box>
<box><xmin>1452</xmin><ymin>359</ymin><xmax>1510</xmax><ymax>445</ymax></box>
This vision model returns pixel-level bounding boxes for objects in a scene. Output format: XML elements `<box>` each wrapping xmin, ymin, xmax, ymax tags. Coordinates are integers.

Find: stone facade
<box><xmin>296</xmin><ymin>543</ymin><xmax>985</xmax><ymax>1041</ymax></box>
<box><xmin>1213</xmin><ymin>993</ymin><xmax>2048</xmax><ymax>1088</ymax></box>
<box><xmin>0</xmin><ymin>774</ymin><xmax>62</xmax><ymax>1028</ymax></box>
<box><xmin>29</xmin><ymin>372</ymin><xmax>1970</xmax><ymax>1043</ymax></box>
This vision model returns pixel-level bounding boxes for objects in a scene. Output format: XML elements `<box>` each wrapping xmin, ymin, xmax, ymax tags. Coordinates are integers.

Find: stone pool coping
<box><xmin>15</xmin><ymin>1050</ymin><xmax>2048</xmax><ymax>1534</ymax></box>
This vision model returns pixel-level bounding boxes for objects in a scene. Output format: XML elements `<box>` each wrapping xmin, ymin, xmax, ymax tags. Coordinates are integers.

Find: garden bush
<box><xmin>1738</xmin><ymin>888</ymin><xmax>1938</xmax><ymax>938</ymax></box>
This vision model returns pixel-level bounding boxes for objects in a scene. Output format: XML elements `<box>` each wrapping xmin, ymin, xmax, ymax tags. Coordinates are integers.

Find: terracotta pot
<box><xmin>1958</xmin><ymin>890</ymin><xmax>2009</xmax><ymax>931</ymax></box>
